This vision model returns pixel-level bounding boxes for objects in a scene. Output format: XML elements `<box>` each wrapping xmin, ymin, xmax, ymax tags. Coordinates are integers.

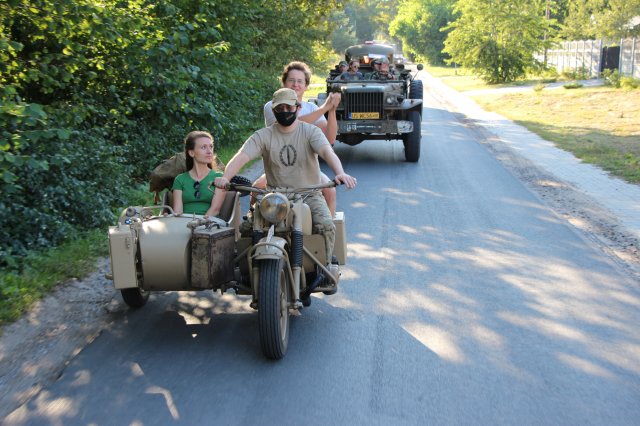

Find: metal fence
<box><xmin>542</xmin><ymin>38</ymin><xmax>639</xmax><ymax>79</ymax></box>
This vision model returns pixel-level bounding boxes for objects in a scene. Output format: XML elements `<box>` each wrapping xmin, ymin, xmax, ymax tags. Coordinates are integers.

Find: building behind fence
<box><xmin>542</xmin><ymin>38</ymin><xmax>639</xmax><ymax>79</ymax></box>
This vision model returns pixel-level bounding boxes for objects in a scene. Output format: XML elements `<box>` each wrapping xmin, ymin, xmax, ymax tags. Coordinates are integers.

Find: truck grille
<box><xmin>345</xmin><ymin>92</ymin><xmax>384</xmax><ymax>119</ymax></box>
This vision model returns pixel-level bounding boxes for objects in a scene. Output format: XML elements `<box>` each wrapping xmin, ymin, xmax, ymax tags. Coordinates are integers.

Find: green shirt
<box><xmin>172</xmin><ymin>170</ymin><xmax>222</xmax><ymax>215</ymax></box>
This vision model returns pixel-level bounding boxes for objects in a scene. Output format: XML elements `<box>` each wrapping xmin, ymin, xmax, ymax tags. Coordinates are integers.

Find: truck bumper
<box><xmin>338</xmin><ymin>120</ymin><xmax>413</xmax><ymax>134</ymax></box>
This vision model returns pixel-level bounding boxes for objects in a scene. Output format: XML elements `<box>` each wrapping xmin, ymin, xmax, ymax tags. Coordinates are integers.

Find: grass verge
<box><xmin>0</xmin><ymin>229</ymin><xmax>109</xmax><ymax>325</ymax></box>
<box><xmin>470</xmin><ymin>86</ymin><xmax>640</xmax><ymax>184</ymax></box>
<box><xmin>426</xmin><ymin>65</ymin><xmax>640</xmax><ymax>184</ymax></box>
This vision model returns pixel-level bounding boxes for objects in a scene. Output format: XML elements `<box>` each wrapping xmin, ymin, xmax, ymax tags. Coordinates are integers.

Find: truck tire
<box><xmin>403</xmin><ymin>110</ymin><xmax>421</xmax><ymax>162</ymax></box>
<box><xmin>258</xmin><ymin>259</ymin><xmax>290</xmax><ymax>360</ymax></box>
<box><xmin>409</xmin><ymin>79</ymin><xmax>423</xmax><ymax>100</ymax></box>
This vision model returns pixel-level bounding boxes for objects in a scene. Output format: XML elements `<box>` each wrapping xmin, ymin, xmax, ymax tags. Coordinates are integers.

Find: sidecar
<box><xmin>107</xmin><ymin>189</ymin><xmax>243</xmax><ymax>306</ymax></box>
<box><xmin>107</xmin><ymin>188</ymin><xmax>347</xmax><ymax>306</ymax></box>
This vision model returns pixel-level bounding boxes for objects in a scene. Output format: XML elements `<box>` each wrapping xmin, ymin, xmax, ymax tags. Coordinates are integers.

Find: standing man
<box><xmin>215</xmin><ymin>88</ymin><xmax>357</xmax><ymax>263</ymax></box>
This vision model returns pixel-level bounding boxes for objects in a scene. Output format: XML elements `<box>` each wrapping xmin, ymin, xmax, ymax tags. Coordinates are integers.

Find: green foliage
<box><xmin>443</xmin><ymin>0</ymin><xmax>555</xmax><ymax>84</ymax></box>
<box><xmin>620</xmin><ymin>76</ymin><xmax>640</xmax><ymax>89</ymax></box>
<box><xmin>329</xmin><ymin>10</ymin><xmax>358</xmax><ymax>54</ymax></box>
<box><xmin>534</xmin><ymin>83</ymin><xmax>546</xmax><ymax>92</ymax></box>
<box><xmin>602</xmin><ymin>69</ymin><xmax>622</xmax><ymax>87</ymax></box>
<box><xmin>560</xmin><ymin>0</ymin><xmax>640</xmax><ymax>40</ymax></box>
<box><xmin>390</xmin><ymin>0</ymin><xmax>457</xmax><ymax>65</ymax></box>
<box><xmin>563</xmin><ymin>82</ymin><xmax>584</xmax><ymax>89</ymax></box>
<box><xmin>0</xmin><ymin>0</ymin><xmax>341</xmax><ymax>268</ymax></box>
<box><xmin>561</xmin><ymin>65</ymin><xmax>590</xmax><ymax>80</ymax></box>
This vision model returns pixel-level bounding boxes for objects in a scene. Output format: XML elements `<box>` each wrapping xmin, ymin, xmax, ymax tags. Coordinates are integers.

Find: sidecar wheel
<box><xmin>258</xmin><ymin>259</ymin><xmax>290</xmax><ymax>360</ymax></box>
<box><xmin>120</xmin><ymin>288</ymin><xmax>150</xmax><ymax>308</ymax></box>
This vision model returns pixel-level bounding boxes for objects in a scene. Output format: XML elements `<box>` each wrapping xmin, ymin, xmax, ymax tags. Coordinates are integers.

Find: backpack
<box><xmin>149</xmin><ymin>152</ymin><xmax>225</xmax><ymax>195</ymax></box>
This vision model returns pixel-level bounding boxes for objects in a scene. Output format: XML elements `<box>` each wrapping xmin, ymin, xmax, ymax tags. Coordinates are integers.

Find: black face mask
<box><xmin>274</xmin><ymin>111</ymin><xmax>297</xmax><ymax>127</ymax></box>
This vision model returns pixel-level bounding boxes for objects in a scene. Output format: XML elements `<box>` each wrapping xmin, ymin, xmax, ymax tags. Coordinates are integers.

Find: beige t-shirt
<box><xmin>241</xmin><ymin>122</ymin><xmax>329</xmax><ymax>188</ymax></box>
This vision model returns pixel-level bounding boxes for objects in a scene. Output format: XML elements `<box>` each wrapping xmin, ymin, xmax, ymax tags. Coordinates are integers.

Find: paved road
<box><xmin>5</xmin><ymin>82</ymin><xmax>640</xmax><ymax>425</ymax></box>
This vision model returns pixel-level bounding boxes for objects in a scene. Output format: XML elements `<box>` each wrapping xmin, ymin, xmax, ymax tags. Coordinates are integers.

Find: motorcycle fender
<box><xmin>253</xmin><ymin>236</ymin><xmax>287</xmax><ymax>260</ymax></box>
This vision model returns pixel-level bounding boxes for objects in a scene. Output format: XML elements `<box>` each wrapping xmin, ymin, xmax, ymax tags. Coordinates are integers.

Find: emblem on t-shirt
<box><xmin>279</xmin><ymin>145</ymin><xmax>297</xmax><ymax>167</ymax></box>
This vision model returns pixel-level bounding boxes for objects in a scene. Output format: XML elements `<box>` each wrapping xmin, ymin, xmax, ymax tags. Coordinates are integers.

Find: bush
<box><xmin>620</xmin><ymin>76</ymin><xmax>640</xmax><ymax>89</ymax></box>
<box><xmin>602</xmin><ymin>69</ymin><xmax>622</xmax><ymax>88</ymax></box>
<box><xmin>563</xmin><ymin>82</ymin><xmax>583</xmax><ymax>89</ymax></box>
<box><xmin>561</xmin><ymin>66</ymin><xmax>590</xmax><ymax>81</ymax></box>
<box><xmin>533</xmin><ymin>83</ymin><xmax>546</xmax><ymax>92</ymax></box>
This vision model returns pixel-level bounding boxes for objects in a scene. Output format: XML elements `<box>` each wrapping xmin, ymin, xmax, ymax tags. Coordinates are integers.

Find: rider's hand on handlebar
<box><xmin>334</xmin><ymin>173</ymin><xmax>357</xmax><ymax>189</ymax></box>
<box><xmin>214</xmin><ymin>176</ymin><xmax>229</xmax><ymax>189</ymax></box>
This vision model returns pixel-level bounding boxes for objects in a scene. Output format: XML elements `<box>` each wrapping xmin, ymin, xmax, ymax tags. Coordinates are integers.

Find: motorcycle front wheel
<box><xmin>258</xmin><ymin>259</ymin><xmax>290</xmax><ymax>359</ymax></box>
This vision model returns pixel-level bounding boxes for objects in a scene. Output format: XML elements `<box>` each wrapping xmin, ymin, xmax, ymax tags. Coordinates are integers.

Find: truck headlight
<box><xmin>260</xmin><ymin>193</ymin><xmax>289</xmax><ymax>224</ymax></box>
<box><xmin>386</xmin><ymin>95</ymin><xmax>396</xmax><ymax>104</ymax></box>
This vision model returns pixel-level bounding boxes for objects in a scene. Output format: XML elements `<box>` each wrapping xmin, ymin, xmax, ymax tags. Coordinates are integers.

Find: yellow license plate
<box><xmin>350</xmin><ymin>112</ymin><xmax>379</xmax><ymax>119</ymax></box>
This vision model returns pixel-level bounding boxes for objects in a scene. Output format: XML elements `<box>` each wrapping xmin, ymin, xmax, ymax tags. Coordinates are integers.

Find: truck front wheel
<box><xmin>403</xmin><ymin>110</ymin><xmax>422</xmax><ymax>162</ymax></box>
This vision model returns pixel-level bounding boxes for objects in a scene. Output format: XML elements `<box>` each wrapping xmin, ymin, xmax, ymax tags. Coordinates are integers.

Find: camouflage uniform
<box><xmin>366</xmin><ymin>71</ymin><xmax>396</xmax><ymax>81</ymax></box>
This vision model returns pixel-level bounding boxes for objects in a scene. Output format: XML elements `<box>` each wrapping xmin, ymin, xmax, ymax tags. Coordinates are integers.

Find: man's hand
<box><xmin>334</xmin><ymin>173</ymin><xmax>357</xmax><ymax>189</ymax></box>
<box><xmin>214</xmin><ymin>176</ymin><xmax>229</xmax><ymax>189</ymax></box>
<box><xmin>328</xmin><ymin>92</ymin><xmax>341</xmax><ymax>109</ymax></box>
<box><xmin>322</xmin><ymin>92</ymin><xmax>342</xmax><ymax>112</ymax></box>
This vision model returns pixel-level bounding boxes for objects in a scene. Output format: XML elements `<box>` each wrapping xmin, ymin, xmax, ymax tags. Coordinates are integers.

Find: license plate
<box><xmin>350</xmin><ymin>112</ymin><xmax>379</xmax><ymax>119</ymax></box>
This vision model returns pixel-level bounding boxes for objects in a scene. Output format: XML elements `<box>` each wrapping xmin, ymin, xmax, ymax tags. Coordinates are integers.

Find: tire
<box><xmin>409</xmin><ymin>79</ymin><xmax>423</xmax><ymax>100</ymax></box>
<box><xmin>403</xmin><ymin>110</ymin><xmax>421</xmax><ymax>162</ymax></box>
<box><xmin>258</xmin><ymin>259</ymin><xmax>290</xmax><ymax>360</ymax></box>
<box><xmin>120</xmin><ymin>288</ymin><xmax>150</xmax><ymax>308</ymax></box>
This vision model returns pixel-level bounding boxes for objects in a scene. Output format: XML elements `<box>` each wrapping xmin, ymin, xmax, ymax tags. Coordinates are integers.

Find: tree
<box><xmin>561</xmin><ymin>0</ymin><xmax>640</xmax><ymax>40</ymax></box>
<box><xmin>593</xmin><ymin>0</ymin><xmax>640</xmax><ymax>39</ymax></box>
<box><xmin>443</xmin><ymin>0</ymin><xmax>555</xmax><ymax>83</ymax></box>
<box><xmin>330</xmin><ymin>10</ymin><xmax>359</xmax><ymax>54</ymax></box>
<box><xmin>561</xmin><ymin>0</ymin><xmax>601</xmax><ymax>39</ymax></box>
<box><xmin>390</xmin><ymin>0</ymin><xmax>457</xmax><ymax>65</ymax></box>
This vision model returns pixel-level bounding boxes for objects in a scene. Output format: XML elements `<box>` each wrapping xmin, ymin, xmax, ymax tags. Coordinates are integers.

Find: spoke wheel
<box><xmin>258</xmin><ymin>259</ymin><xmax>290</xmax><ymax>359</ymax></box>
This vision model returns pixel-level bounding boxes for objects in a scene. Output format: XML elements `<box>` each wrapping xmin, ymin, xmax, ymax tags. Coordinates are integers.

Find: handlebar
<box><xmin>225</xmin><ymin>179</ymin><xmax>339</xmax><ymax>195</ymax></box>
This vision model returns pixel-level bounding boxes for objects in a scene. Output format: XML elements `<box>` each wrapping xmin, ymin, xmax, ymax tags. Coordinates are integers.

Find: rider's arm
<box><xmin>317</xmin><ymin>144</ymin><xmax>357</xmax><ymax>189</ymax></box>
<box><xmin>299</xmin><ymin>93</ymin><xmax>340</xmax><ymax>145</ymax></box>
<box><xmin>214</xmin><ymin>151</ymin><xmax>251</xmax><ymax>188</ymax></box>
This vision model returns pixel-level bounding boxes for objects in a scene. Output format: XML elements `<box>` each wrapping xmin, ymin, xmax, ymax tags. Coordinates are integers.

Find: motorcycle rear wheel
<box><xmin>258</xmin><ymin>259</ymin><xmax>290</xmax><ymax>359</ymax></box>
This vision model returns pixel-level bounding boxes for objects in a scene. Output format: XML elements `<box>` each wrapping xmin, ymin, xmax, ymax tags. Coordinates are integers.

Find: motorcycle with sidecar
<box><xmin>107</xmin><ymin>179</ymin><xmax>347</xmax><ymax>359</ymax></box>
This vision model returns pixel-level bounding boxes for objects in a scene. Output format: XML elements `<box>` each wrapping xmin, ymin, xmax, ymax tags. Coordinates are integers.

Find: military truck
<box><xmin>315</xmin><ymin>42</ymin><xmax>424</xmax><ymax>162</ymax></box>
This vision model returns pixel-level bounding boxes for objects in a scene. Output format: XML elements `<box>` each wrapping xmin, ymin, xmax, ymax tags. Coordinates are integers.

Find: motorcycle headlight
<box><xmin>259</xmin><ymin>193</ymin><xmax>290</xmax><ymax>224</ymax></box>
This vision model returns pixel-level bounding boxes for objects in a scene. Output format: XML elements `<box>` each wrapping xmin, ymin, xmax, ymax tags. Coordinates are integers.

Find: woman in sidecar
<box><xmin>108</xmin><ymin>130</ymin><xmax>242</xmax><ymax>308</ymax></box>
<box><xmin>172</xmin><ymin>131</ymin><xmax>227</xmax><ymax>217</ymax></box>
